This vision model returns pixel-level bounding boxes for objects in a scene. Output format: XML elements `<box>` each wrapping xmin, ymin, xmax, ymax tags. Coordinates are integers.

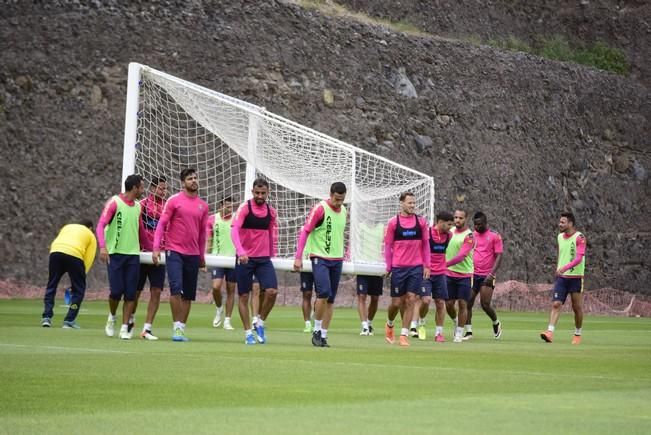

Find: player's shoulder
<box><xmin>490</xmin><ymin>229</ymin><xmax>502</xmax><ymax>239</ymax></box>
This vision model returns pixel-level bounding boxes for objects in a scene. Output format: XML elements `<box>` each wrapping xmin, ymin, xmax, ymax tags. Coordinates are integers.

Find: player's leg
<box><xmin>356</xmin><ymin>276</ymin><xmax>370</xmax><ymax>335</ymax></box>
<box><xmin>464</xmin><ymin>276</ymin><xmax>482</xmax><ymax>339</ymax></box>
<box><xmin>42</xmin><ymin>252</ymin><xmax>66</xmax><ymax>326</ymax></box>
<box><xmin>320</xmin><ymin>260</ymin><xmax>342</xmax><ymax>347</ymax></box>
<box><xmin>570</xmin><ymin>280</ymin><xmax>584</xmax><ymax>344</ymax></box>
<box><xmin>236</xmin><ymin>259</ymin><xmax>256</xmax><ymax>344</ymax></box>
<box><xmin>300</xmin><ymin>272</ymin><xmax>315</xmax><ymax>332</ymax></box>
<box><xmin>119</xmin><ymin>255</ymin><xmax>139</xmax><ymax>340</ymax></box>
<box><xmin>223</xmin><ymin>272</ymin><xmax>237</xmax><ymax>330</ymax></box>
<box><xmin>211</xmin><ymin>269</ymin><xmax>225</xmax><ymax>327</ymax></box>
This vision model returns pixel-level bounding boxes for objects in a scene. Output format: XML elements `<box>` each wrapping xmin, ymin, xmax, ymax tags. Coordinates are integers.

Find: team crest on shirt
<box><xmin>199</xmin><ymin>204</ymin><xmax>204</xmax><ymax>210</ymax></box>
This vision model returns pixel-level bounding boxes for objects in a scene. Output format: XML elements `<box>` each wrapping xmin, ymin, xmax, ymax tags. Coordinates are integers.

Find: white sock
<box><xmin>419</xmin><ymin>318</ymin><xmax>426</xmax><ymax>326</ymax></box>
<box><xmin>410</xmin><ymin>320</ymin><xmax>418</xmax><ymax>329</ymax></box>
<box><xmin>321</xmin><ymin>329</ymin><xmax>328</xmax><ymax>338</ymax></box>
<box><xmin>466</xmin><ymin>324</ymin><xmax>473</xmax><ymax>333</ymax></box>
<box><xmin>216</xmin><ymin>305</ymin><xmax>222</xmax><ymax>313</ymax></box>
<box><xmin>548</xmin><ymin>325</ymin><xmax>555</xmax><ymax>332</ymax></box>
<box><xmin>493</xmin><ymin>319</ymin><xmax>500</xmax><ymax>325</ymax></box>
<box><xmin>387</xmin><ymin>319</ymin><xmax>394</xmax><ymax>327</ymax></box>
<box><xmin>305</xmin><ymin>320</ymin><xmax>311</xmax><ymax>327</ymax></box>
<box><xmin>257</xmin><ymin>318</ymin><xmax>264</xmax><ymax>327</ymax></box>
<box><xmin>362</xmin><ymin>320</ymin><xmax>369</xmax><ymax>330</ymax></box>
<box><xmin>368</xmin><ymin>319</ymin><xmax>373</xmax><ymax>326</ymax></box>
<box><xmin>314</xmin><ymin>320</ymin><xmax>322</xmax><ymax>331</ymax></box>
<box><xmin>143</xmin><ymin>323</ymin><xmax>152</xmax><ymax>332</ymax></box>
<box><xmin>180</xmin><ymin>322</ymin><xmax>186</xmax><ymax>330</ymax></box>
<box><xmin>252</xmin><ymin>315</ymin><xmax>259</xmax><ymax>324</ymax></box>
<box><xmin>108</xmin><ymin>313</ymin><xmax>116</xmax><ymax>321</ymax></box>
<box><xmin>129</xmin><ymin>314</ymin><xmax>135</xmax><ymax>323</ymax></box>
<box><xmin>173</xmin><ymin>321</ymin><xmax>182</xmax><ymax>330</ymax></box>
<box><xmin>120</xmin><ymin>324</ymin><xmax>128</xmax><ymax>331</ymax></box>
<box><xmin>225</xmin><ymin>317</ymin><xmax>231</xmax><ymax>323</ymax></box>
<box><xmin>400</xmin><ymin>327</ymin><xmax>408</xmax><ymax>336</ymax></box>
<box><xmin>435</xmin><ymin>326</ymin><xmax>443</xmax><ymax>335</ymax></box>
<box><xmin>453</xmin><ymin>317</ymin><xmax>458</xmax><ymax>327</ymax></box>
<box><xmin>455</xmin><ymin>326</ymin><xmax>463</xmax><ymax>337</ymax></box>
<box><xmin>246</xmin><ymin>329</ymin><xmax>253</xmax><ymax>336</ymax></box>
<box><xmin>575</xmin><ymin>328</ymin><xmax>582</xmax><ymax>336</ymax></box>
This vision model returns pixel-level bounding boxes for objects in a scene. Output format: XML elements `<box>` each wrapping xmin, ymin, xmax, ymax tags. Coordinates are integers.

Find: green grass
<box><xmin>1</xmin><ymin>300</ymin><xmax>650</xmax><ymax>434</ymax></box>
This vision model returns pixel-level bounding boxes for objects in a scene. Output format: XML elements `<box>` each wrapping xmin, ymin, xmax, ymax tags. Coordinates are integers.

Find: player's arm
<box><xmin>420</xmin><ymin>218</ymin><xmax>431</xmax><ymax>279</ymax></box>
<box><xmin>96</xmin><ymin>198</ymin><xmax>117</xmax><ymax>263</ymax></box>
<box><xmin>383</xmin><ymin>218</ymin><xmax>396</xmax><ymax>275</ymax></box>
<box><xmin>205</xmin><ymin>214</ymin><xmax>214</xmax><ymax>254</ymax></box>
<box><xmin>197</xmin><ymin>206</ymin><xmax>209</xmax><ymax>268</ymax></box>
<box><xmin>293</xmin><ymin>204</ymin><xmax>323</xmax><ymax>271</ymax></box>
<box><xmin>270</xmin><ymin>207</ymin><xmax>279</xmax><ymax>258</ymax></box>
<box><xmin>486</xmin><ymin>233</ymin><xmax>504</xmax><ymax>284</ymax></box>
<box><xmin>83</xmin><ymin>231</ymin><xmax>98</xmax><ymax>273</ymax></box>
<box><xmin>152</xmin><ymin>197</ymin><xmax>173</xmax><ymax>265</ymax></box>
<box><xmin>230</xmin><ymin>203</ymin><xmax>248</xmax><ymax>263</ymax></box>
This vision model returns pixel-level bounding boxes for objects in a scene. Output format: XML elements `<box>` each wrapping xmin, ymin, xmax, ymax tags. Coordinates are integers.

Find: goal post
<box><xmin>124</xmin><ymin>63</ymin><xmax>435</xmax><ymax>275</ymax></box>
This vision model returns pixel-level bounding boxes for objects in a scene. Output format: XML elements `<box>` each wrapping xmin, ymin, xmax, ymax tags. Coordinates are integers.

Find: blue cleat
<box><xmin>245</xmin><ymin>334</ymin><xmax>256</xmax><ymax>345</ymax></box>
<box><xmin>172</xmin><ymin>327</ymin><xmax>190</xmax><ymax>342</ymax></box>
<box><xmin>62</xmin><ymin>320</ymin><xmax>80</xmax><ymax>329</ymax></box>
<box><xmin>255</xmin><ymin>324</ymin><xmax>266</xmax><ymax>344</ymax></box>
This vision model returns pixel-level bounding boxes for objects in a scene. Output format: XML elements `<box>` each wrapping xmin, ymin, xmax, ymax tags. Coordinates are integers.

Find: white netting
<box><xmin>130</xmin><ymin>64</ymin><xmax>434</xmax><ymax>274</ymax></box>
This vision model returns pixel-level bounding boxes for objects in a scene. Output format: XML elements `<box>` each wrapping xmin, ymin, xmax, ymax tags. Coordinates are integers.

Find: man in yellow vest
<box><xmin>540</xmin><ymin>212</ymin><xmax>587</xmax><ymax>345</ymax></box>
<box><xmin>41</xmin><ymin>220</ymin><xmax>97</xmax><ymax>328</ymax></box>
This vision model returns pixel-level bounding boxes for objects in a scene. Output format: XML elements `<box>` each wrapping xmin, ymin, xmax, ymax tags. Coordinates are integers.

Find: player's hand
<box><xmin>238</xmin><ymin>255</ymin><xmax>249</xmax><ymax>265</ymax></box>
<box><xmin>554</xmin><ymin>268</ymin><xmax>563</xmax><ymax>277</ymax></box>
<box><xmin>152</xmin><ymin>250</ymin><xmax>160</xmax><ymax>266</ymax></box>
<box><xmin>199</xmin><ymin>258</ymin><xmax>206</xmax><ymax>270</ymax></box>
<box><xmin>486</xmin><ymin>274</ymin><xmax>496</xmax><ymax>287</ymax></box>
<box><xmin>423</xmin><ymin>267</ymin><xmax>431</xmax><ymax>279</ymax></box>
<box><xmin>99</xmin><ymin>247</ymin><xmax>109</xmax><ymax>264</ymax></box>
<box><xmin>384</xmin><ymin>270</ymin><xmax>392</xmax><ymax>279</ymax></box>
<box><xmin>293</xmin><ymin>258</ymin><xmax>302</xmax><ymax>272</ymax></box>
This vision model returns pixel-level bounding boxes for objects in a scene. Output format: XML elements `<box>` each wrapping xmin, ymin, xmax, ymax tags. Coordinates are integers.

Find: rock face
<box><xmin>339</xmin><ymin>0</ymin><xmax>651</xmax><ymax>88</ymax></box>
<box><xmin>0</xmin><ymin>1</ymin><xmax>649</xmax><ymax>293</ymax></box>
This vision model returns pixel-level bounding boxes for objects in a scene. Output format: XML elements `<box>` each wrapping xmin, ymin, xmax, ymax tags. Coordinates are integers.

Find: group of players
<box><xmin>41</xmin><ymin>168</ymin><xmax>587</xmax><ymax>346</ymax></box>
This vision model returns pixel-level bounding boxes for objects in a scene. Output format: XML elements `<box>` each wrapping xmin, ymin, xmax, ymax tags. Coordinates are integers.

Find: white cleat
<box><xmin>105</xmin><ymin>319</ymin><xmax>116</xmax><ymax>337</ymax></box>
<box><xmin>119</xmin><ymin>329</ymin><xmax>132</xmax><ymax>340</ymax></box>
<box><xmin>140</xmin><ymin>331</ymin><xmax>159</xmax><ymax>341</ymax></box>
<box><xmin>223</xmin><ymin>319</ymin><xmax>234</xmax><ymax>330</ymax></box>
<box><xmin>360</xmin><ymin>328</ymin><xmax>370</xmax><ymax>336</ymax></box>
<box><xmin>453</xmin><ymin>335</ymin><xmax>463</xmax><ymax>343</ymax></box>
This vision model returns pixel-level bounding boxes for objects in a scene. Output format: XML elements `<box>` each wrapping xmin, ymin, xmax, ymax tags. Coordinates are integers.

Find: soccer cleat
<box><xmin>453</xmin><ymin>335</ymin><xmax>463</xmax><ymax>343</ymax></box>
<box><xmin>462</xmin><ymin>331</ymin><xmax>473</xmax><ymax>341</ymax></box>
<box><xmin>172</xmin><ymin>327</ymin><xmax>189</xmax><ymax>342</ymax></box>
<box><xmin>105</xmin><ymin>318</ymin><xmax>116</xmax><ymax>337</ymax></box>
<box><xmin>384</xmin><ymin>323</ymin><xmax>395</xmax><ymax>344</ymax></box>
<box><xmin>399</xmin><ymin>335</ymin><xmax>410</xmax><ymax>347</ymax></box>
<box><xmin>245</xmin><ymin>334</ymin><xmax>256</xmax><ymax>345</ymax></box>
<box><xmin>213</xmin><ymin>307</ymin><xmax>223</xmax><ymax>328</ymax></box>
<box><xmin>360</xmin><ymin>328</ymin><xmax>370</xmax><ymax>336</ymax></box>
<box><xmin>368</xmin><ymin>325</ymin><xmax>374</xmax><ymax>336</ymax></box>
<box><xmin>493</xmin><ymin>321</ymin><xmax>502</xmax><ymax>339</ymax></box>
<box><xmin>223</xmin><ymin>319</ymin><xmax>234</xmax><ymax>330</ymax></box>
<box><xmin>312</xmin><ymin>330</ymin><xmax>322</xmax><ymax>347</ymax></box>
<box><xmin>409</xmin><ymin>327</ymin><xmax>418</xmax><ymax>338</ymax></box>
<box><xmin>140</xmin><ymin>330</ymin><xmax>159</xmax><ymax>341</ymax></box>
<box><xmin>434</xmin><ymin>334</ymin><xmax>446</xmax><ymax>343</ymax></box>
<box><xmin>62</xmin><ymin>320</ymin><xmax>80</xmax><ymax>329</ymax></box>
<box><xmin>320</xmin><ymin>337</ymin><xmax>330</xmax><ymax>348</ymax></box>
<box><xmin>255</xmin><ymin>324</ymin><xmax>266</xmax><ymax>344</ymax></box>
<box><xmin>303</xmin><ymin>324</ymin><xmax>312</xmax><ymax>333</ymax></box>
<box><xmin>417</xmin><ymin>325</ymin><xmax>427</xmax><ymax>341</ymax></box>
<box><xmin>41</xmin><ymin>317</ymin><xmax>52</xmax><ymax>328</ymax></box>
<box><xmin>119</xmin><ymin>329</ymin><xmax>132</xmax><ymax>340</ymax></box>
<box><xmin>571</xmin><ymin>335</ymin><xmax>582</xmax><ymax>345</ymax></box>
<box><xmin>540</xmin><ymin>330</ymin><xmax>553</xmax><ymax>343</ymax></box>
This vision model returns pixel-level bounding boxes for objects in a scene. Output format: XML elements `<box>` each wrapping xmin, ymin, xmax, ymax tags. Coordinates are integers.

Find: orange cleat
<box><xmin>434</xmin><ymin>334</ymin><xmax>445</xmax><ymax>343</ymax></box>
<box><xmin>385</xmin><ymin>323</ymin><xmax>395</xmax><ymax>344</ymax></box>
<box><xmin>399</xmin><ymin>335</ymin><xmax>410</xmax><ymax>347</ymax></box>
<box><xmin>571</xmin><ymin>335</ymin><xmax>582</xmax><ymax>345</ymax></box>
<box><xmin>540</xmin><ymin>330</ymin><xmax>553</xmax><ymax>343</ymax></box>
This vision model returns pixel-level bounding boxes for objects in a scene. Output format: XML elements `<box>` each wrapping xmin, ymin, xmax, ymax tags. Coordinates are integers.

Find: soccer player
<box><xmin>207</xmin><ymin>197</ymin><xmax>237</xmax><ymax>331</ymax></box>
<box><xmin>465</xmin><ymin>211</ymin><xmax>503</xmax><ymax>340</ymax></box>
<box><xmin>357</xmin><ymin>222</ymin><xmax>385</xmax><ymax>336</ymax></box>
<box><xmin>294</xmin><ymin>182</ymin><xmax>348</xmax><ymax>347</ymax></box>
<box><xmin>231</xmin><ymin>178</ymin><xmax>279</xmax><ymax>345</ymax></box>
<box><xmin>419</xmin><ymin>211</ymin><xmax>454</xmax><ymax>342</ymax></box>
<box><xmin>445</xmin><ymin>209</ymin><xmax>474</xmax><ymax>343</ymax></box>
<box><xmin>540</xmin><ymin>212</ymin><xmax>587</xmax><ymax>345</ymax></box>
<box><xmin>300</xmin><ymin>272</ymin><xmax>315</xmax><ymax>333</ymax></box>
<box><xmin>97</xmin><ymin>174</ymin><xmax>144</xmax><ymax>340</ymax></box>
<box><xmin>132</xmin><ymin>176</ymin><xmax>167</xmax><ymax>340</ymax></box>
<box><xmin>41</xmin><ymin>220</ymin><xmax>97</xmax><ymax>328</ymax></box>
<box><xmin>384</xmin><ymin>192</ymin><xmax>430</xmax><ymax>347</ymax></box>
<box><xmin>152</xmin><ymin>168</ymin><xmax>209</xmax><ymax>342</ymax></box>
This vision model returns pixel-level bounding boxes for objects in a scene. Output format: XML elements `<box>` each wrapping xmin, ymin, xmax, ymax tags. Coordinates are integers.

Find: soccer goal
<box><xmin>122</xmin><ymin>63</ymin><xmax>434</xmax><ymax>275</ymax></box>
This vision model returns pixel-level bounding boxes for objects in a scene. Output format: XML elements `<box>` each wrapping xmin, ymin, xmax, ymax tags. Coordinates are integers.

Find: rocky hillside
<box><xmin>339</xmin><ymin>0</ymin><xmax>651</xmax><ymax>87</ymax></box>
<box><xmin>1</xmin><ymin>1</ymin><xmax>649</xmax><ymax>292</ymax></box>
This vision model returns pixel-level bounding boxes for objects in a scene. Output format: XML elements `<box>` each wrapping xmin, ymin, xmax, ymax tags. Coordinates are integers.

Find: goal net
<box><xmin>122</xmin><ymin>63</ymin><xmax>434</xmax><ymax>275</ymax></box>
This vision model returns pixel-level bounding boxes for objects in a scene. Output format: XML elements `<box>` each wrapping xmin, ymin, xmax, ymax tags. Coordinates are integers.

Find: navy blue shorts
<box><xmin>166</xmin><ymin>250</ymin><xmax>200</xmax><ymax>301</ymax></box>
<box><xmin>446</xmin><ymin>276</ymin><xmax>472</xmax><ymax>302</ymax></box>
<box><xmin>300</xmin><ymin>272</ymin><xmax>314</xmax><ymax>292</ymax></box>
<box><xmin>107</xmin><ymin>254</ymin><xmax>140</xmax><ymax>301</ymax></box>
<box><xmin>311</xmin><ymin>257</ymin><xmax>343</xmax><ymax>303</ymax></box>
<box><xmin>553</xmin><ymin>277</ymin><xmax>583</xmax><ymax>304</ymax></box>
<box><xmin>472</xmin><ymin>274</ymin><xmax>495</xmax><ymax>292</ymax></box>
<box><xmin>420</xmin><ymin>274</ymin><xmax>448</xmax><ymax>300</ymax></box>
<box><xmin>137</xmin><ymin>263</ymin><xmax>166</xmax><ymax>291</ymax></box>
<box><xmin>356</xmin><ymin>275</ymin><xmax>383</xmax><ymax>296</ymax></box>
<box><xmin>211</xmin><ymin>267</ymin><xmax>237</xmax><ymax>283</ymax></box>
<box><xmin>390</xmin><ymin>266</ymin><xmax>423</xmax><ymax>298</ymax></box>
<box><xmin>236</xmin><ymin>257</ymin><xmax>277</xmax><ymax>296</ymax></box>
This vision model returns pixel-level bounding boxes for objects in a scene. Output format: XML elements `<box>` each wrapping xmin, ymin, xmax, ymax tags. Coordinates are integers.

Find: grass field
<box><xmin>1</xmin><ymin>299</ymin><xmax>650</xmax><ymax>434</ymax></box>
